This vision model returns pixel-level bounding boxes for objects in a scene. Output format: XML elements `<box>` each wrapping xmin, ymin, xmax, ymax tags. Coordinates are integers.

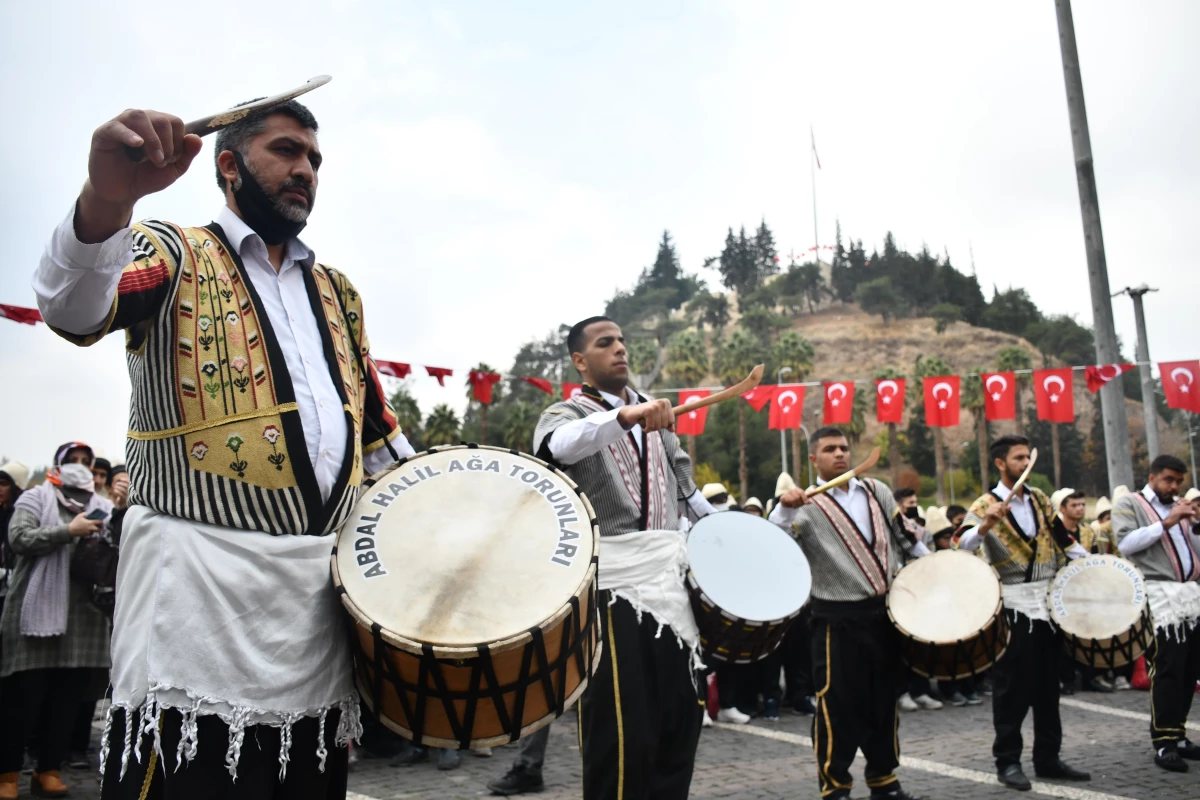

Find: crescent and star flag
<box><xmin>823</xmin><ymin>381</ymin><xmax>854</xmax><ymax>425</ymax></box>
<box><xmin>923</xmin><ymin>376</ymin><xmax>960</xmax><ymax>427</ymax></box>
<box><xmin>769</xmin><ymin>385</ymin><xmax>806</xmax><ymax>431</ymax></box>
<box><xmin>1160</xmin><ymin>361</ymin><xmax>1200</xmax><ymax>413</ymax></box>
<box><xmin>980</xmin><ymin>372</ymin><xmax>1016</xmax><ymax>421</ymax></box>
<box><xmin>875</xmin><ymin>378</ymin><xmax>905</xmax><ymax>424</ymax></box>
<box><xmin>0</xmin><ymin>304</ymin><xmax>42</xmax><ymax>325</ymax></box>
<box><xmin>425</xmin><ymin>366</ymin><xmax>454</xmax><ymax>386</ymax></box>
<box><xmin>562</xmin><ymin>382</ymin><xmax>583</xmax><ymax>400</ymax></box>
<box><xmin>520</xmin><ymin>377</ymin><xmax>553</xmax><ymax>395</ymax></box>
<box><xmin>742</xmin><ymin>386</ymin><xmax>774</xmax><ymax>413</ymax></box>
<box><xmin>675</xmin><ymin>390</ymin><xmax>712</xmax><ymax>436</ymax></box>
<box><xmin>1034</xmin><ymin>368</ymin><xmax>1075</xmax><ymax>423</ymax></box>
<box><xmin>375</xmin><ymin>360</ymin><xmax>412</xmax><ymax>379</ymax></box>
<box><xmin>468</xmin><ymin>370</ymin><xmax>503</xmax><ymax>404</ymax></box>
<box><xmin>1085</xmin><ymin>363</ymin><xmax>1134</xmax><ymax>393</ymax></box>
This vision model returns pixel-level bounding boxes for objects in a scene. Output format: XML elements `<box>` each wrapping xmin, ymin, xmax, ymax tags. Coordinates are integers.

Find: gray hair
<box><xmin>213</xmin><ymin>98</ymin><xmax>319</xmax><ymax>189</ymax></box>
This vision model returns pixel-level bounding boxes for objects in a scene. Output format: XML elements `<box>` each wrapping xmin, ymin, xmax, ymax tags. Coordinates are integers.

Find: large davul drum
<box><xmin>1049</xmin><ymin>554</ymin><xmax>1152</xmax><ymax>669</ymax></box>
<box><xmin>332</xmin><ymin>445</ymin><xmax>601</xmax><ymax>749</ymax></box>
<box><xmin>888</xmin><ymin>550</ymin><xmax>1010</xmax><ymax>680</ymax></box>
<box><xmin>686</xmin><ymin>511</ymin><xmax>811</xmax><ymax>663</ymax></box>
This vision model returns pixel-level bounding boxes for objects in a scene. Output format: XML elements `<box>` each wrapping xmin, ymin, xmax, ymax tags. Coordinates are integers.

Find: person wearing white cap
<box><xmin>701</xmin><ymin>482</ymin><xmax>733</xmax><ymax>511</ymax></box>
<box><xmin>1186</xmin><ymin>487</ymin><xmax>1200</xmax><ymax>516</ymax></box>
<box><xmin>742</xmin><ymin>497</ymin><xmax>763</xmax><ymax>517</ymax></box>
<box><xmin>1085</xmin><ymin>496</ymin><xmax>1115</xmax><ymax>555</ymax></box>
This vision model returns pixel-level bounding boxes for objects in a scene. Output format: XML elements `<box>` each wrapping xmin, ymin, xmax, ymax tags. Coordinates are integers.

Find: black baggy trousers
<box><xmin>991</xmin><ymin>615</ymin><xmax>1063</xmax><ymax>770</ymax></box>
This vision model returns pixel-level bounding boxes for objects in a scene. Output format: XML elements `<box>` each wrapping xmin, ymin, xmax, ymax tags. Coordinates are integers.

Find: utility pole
<box><xmin>778</xmin><ymin>367</ymin><xmax>792</xmax><ymax>476</ymax></box>
<box><xmin>1054</xmin><ymin>0</ymin><xmax>1134</xmax><ymax>492</ymax></box>
<box><xmin>1115</xmin><ymin>285</ymin><xmax>1161</xmax><ymax>460</ymax></box>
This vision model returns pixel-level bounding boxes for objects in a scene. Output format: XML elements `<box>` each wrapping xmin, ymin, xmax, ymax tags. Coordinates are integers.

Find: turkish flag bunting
<box><xmin>562</xmin><ymin>382</ymin><xmax>583</xmax><ymax>400</ymax></box>
<box><xmin>742</xmin><ymin>386</ymin><xmax>774</xmax><ymax>412</ymax></box>
<box><xmin>1034</xmin><ymin>368</ymin><xmax>1075</xmax><ymax>423</ymax></box>
<box><xmin>874</xmin><ymin>378</ymin><xmax>905</xmax><ymax>423</ymax></box>
<box><xmin>1085</xmin><ymin>363</ymin><xmax>1134</xmax><ymax>393</ymax></box>
<box><xmin>425</xmin><ymin>366</ymin><xmax>454</xmax><ymax>386</ymax></box>
<box><xmin>823</xmin><ymin>381</ymin><xmax>854</xmax><ymax>425</ymax></box>
<box><xmin>769</xmin><ymin>385</ymin><xmax>806</xmax><ymax>431</ymax></box>
<box><xmin>980</xmin><ymin>372</ymin><xmax>1016</xmax><ymax>421</ymax></box>
<box><xmin>1160</xmin><ymin>361</ymin><xmax>1200</xmax><ymax>413</ymax></box>
<box><xmin>468</xmin><ymin>370</ymin><xmax>503</xmax><ymax>404</ymax></box>
<box><xmin>0</xmin><ymin>304</ymin><xmax>42</xmax><ymax>325</ymax></box>
<box><xmin>923</xmin><ymin>376</ymin><xmax>960</xmax><ymax>427</ymax></box>
<box><xmin>520</xmin><ymin>377</ymin><xmax>553</xmax><ymax>395</ymax></box>
<box><xmin>675</xmin><ymin>390</ymin><xmax>712</xmax><ymax>436</ymax></box>
<box><xmin>375</xmin><ymin>360</ymin><xmax>412</xmax><ymax>379</ymax></box>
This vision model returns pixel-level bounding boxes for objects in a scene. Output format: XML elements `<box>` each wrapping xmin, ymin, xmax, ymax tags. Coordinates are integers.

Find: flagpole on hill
<box><xmin>810</xmin><ymin>126</ymin><xmax>821</xmax><ymax>272</ymax></box>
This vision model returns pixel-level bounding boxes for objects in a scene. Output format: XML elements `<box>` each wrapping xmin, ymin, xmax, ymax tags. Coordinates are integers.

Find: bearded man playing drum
<box><xmin>32</xmin><ymin>102</ymin><xmax>411</xmax><ymax>798</ymax></box>
<box><xmin>532</xmin><ymin>316</ymin><xmax>717</xmax><ymax>800</ymax></box>
<box><xmin>1112</xmin><ymin>454</ymin><xmax>1200</xmax><ymax>772</ymax></box>
<box><xmin>768</xmin><ymin>427</ymin><xmax>930</xmax><ymax>800</ymax></box>
<box><xmin>958</xmin><ymin>435</ymin><xmax>1090</xmax><ymax>791</ymax></box>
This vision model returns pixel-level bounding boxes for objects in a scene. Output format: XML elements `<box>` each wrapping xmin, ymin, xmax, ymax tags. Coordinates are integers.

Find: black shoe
<box><xmin>1177</xmin><ymin>739</ymin><xmax>1200</xmax><ymax>760</ymax></box>
<box><xmin>871</xmin><ymin>787</ymin><xmax>928</xmax><ymax>800</ymax></box>
<box><xmin>1084</xmin><ymin>677</ymin><xmax>1114</xmax><ymax>693</ymax></box>
<box><xmin>487</xmin><ymin>766</ymin><xmax>546</xmax><ymax>795</ymax></box>
<box><xmin>997</xmin><ymin>764</ymin><xmax>1031</xmax><ymax>791</ymax></box>
<box><xmin>791</xmin><ymin>696</ymin><xmax>816</xmax><ymax>715</ymax></box>
<box><xmin>389</xmin><ymin>744</ymin><xmax>430</xmax><ymax>767</ymax></box>
<box><xmin>1059</xmin><ymin>681</ymin><xmax>1075</xmax><ymax>696</ymax></box>
<box><xmin>763</xmin><ymin>698</ymin><xmax>780</xmax><ymax>720</ymax></box>
<box><xmin>1034</xmin><ymin>760</ymin><xmax>1090</xmax><ymax>781</ymax></box>
<box><xmin>65</xmin><ymin>751</ymin><xmax>91</xmax><ymax>770</ymax></box>
<box><xmin>1156</xmin><ymin>748</ymin><xmax>1189</xmax><ymax>773</ymax></box>
<box><xmin>437</xmin><ymin>749</ymin><xmax>461</xmax><ymax>771</ymax></box>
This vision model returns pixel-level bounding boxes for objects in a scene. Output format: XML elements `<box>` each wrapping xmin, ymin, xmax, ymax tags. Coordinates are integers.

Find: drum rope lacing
<box><xmin>903</xmin><ymin>610</ymin><xmax>1011</xmax><ymax>681</ymax></box>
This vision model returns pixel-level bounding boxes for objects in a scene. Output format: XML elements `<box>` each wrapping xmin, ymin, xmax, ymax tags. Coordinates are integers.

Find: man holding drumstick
<box><xmin>33</xmin><ymin>99</ymin><xmax>411</xmax><ymax>798</ymax></box>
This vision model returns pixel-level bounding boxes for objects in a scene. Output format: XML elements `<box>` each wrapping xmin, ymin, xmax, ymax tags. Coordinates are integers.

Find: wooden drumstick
<box><xmin>805</xmin><ymin>446</ymin><xmax>882</xmax><ymax>498</ymax></box>
<box><xmin>124</xmin><ymin>75</ymin><xmax>332</xmax><ymax>163</ymax></box>
<box><xmin>637</xmin><ymin>364</ymin><xmax>765</xmax><ymax>427</ymax></box>
<box><xmin>1003</xmin><ymin>447</ymin><xmax>1039</xmax><ymax>504</ymax></box>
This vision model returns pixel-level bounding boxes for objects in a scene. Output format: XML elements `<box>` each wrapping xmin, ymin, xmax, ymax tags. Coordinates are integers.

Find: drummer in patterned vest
<box><xmin>33</xmin><ymin>102</ymin><xmax>410</xmax><ymax>798</ymax></box>
<box><xmin>957</xmin><ymin>435</ymin><xmax>1091</xmax><ymax>791</ymax></box>
<box><xmin>532</xmin><ymin>316</ymin><xmax>718</xmax><ymax>800</ymax></box>
<box><xmin>768</xmin><ymin>426</ymin><xmax>931</xmax><ymax>800</ymax></box>
<box><xmin>1111</xmin><ymin>454</ymin><xmax>1200</xmax><ymax>772</ymax></box>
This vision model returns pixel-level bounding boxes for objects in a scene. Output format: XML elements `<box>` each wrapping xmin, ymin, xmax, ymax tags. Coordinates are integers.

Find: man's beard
<box><xmin>231</xmin><ymin>151</ymin><xmax>314</xmax><ymax>244</ymax></box>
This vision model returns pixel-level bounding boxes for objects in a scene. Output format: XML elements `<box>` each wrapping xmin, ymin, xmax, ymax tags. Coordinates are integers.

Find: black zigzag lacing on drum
<box><xmin>905</xmin><ymin>608</ymin><xmax>1012</xmax><ymax>681</ymax></box>
<box><xmin>1065</xmin><ymin>616</ymin><xmax>1154</xmax><ymax>670</ymax></box>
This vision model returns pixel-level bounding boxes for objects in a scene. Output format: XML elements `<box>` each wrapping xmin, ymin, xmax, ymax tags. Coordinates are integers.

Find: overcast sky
<box><xmin>2</xmin><ymin>1</ymin><xmax>1197</xmax><ymax>467</ymax></box>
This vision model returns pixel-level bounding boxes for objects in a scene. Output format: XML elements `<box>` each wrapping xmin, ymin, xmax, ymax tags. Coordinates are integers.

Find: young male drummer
<box><xmin>1111</xmin><ymin>455</ymin><xmax>1200</xmax><ymax>772</ymax></box>
<box><xmin>533</xmin><ymin>316</ymin><xmax>717</xmax><ymax>800</ymax></box>
<box><xmin>957</xmin><ymin>435</ymin><xmax>1090</xmax><ymax>791</ymax></box>
<box><xmin>32</xmin><ymin>102</ymin><xmax>410</xmax><ymax>797</ymax></box>
<box><xmin>768</xmin><ymin>427</ymin><xmax>930</xmax><ymax>800</ymax></box>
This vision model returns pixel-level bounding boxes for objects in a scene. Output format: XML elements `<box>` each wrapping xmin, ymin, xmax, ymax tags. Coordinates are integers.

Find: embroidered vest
<box><xmin>809</xmin><ymin>487</ymin><xmax>891</xmax><ymax>597</ymax></box>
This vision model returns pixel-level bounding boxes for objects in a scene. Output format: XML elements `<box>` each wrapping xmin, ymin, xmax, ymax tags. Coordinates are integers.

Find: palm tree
<box><xmin>874</xmin><ymin>367</ymin><xmax>905</xmax><ymax>488</ymax></box>
<box><xmin>961</xmin><ymin>367</ymin><xmax>991</xmax><ymax>492</ymax></box>
<box><xmin>847</xmin><ymin>388</ymin><xmax>870</xmax><ymax>445</ymax></box>
<box><xmin>388</xmin><ymin>385</ymin><xmax>423</xmax><ymax>451</ymax></box>
<box><xmin>464</xmin><ymin>362</ymin><xmax>499</xmax><ymax>445</ymax></box>
<box><xmin>716</xmin><ymin>328</ymin><xmax>767</xmax><ymax>500</ymax></box>
<box><xmin>997</xmin><ymin>346</ymin><xmax>1033</xmax><ymax>436</ymax></box>
<box><xmin>424</xmin><ymin>404</ymin><xmax>461</xmax><ymax>446</ymax></box>
<box><xmin>773</xmin><ymin>332</ymin><xmax>815</xmax><ymax>483</ymax></box>
<box><xmin>666</xmin><ymin>330</ymin><xmax>711</xmax><ymax>466</ymax></box>
<box><xmin>915</xmin><ymin>355</ymin><xmax>954</xmax><ymax>505</ymax></box>
<box><xmin>502</xmin><ymin>401</ymin><xmax>539</xmax><ymax>453</ymax></box>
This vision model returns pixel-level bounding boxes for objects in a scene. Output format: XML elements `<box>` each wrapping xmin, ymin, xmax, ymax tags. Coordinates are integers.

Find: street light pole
<box><xmin>778</xmin><ymin>367</ymin><xmax>793</xmax><ymax>476</ymax></box>
<box><xmin>1115</xmin><ymin>285</ymin><xmax>1161</xmax><ymax>460</ymax></box>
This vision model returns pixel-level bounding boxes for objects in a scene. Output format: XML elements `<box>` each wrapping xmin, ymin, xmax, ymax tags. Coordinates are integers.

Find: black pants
<box><xmin>578</xmin><ymin>594</ymin><xmax>702</xmax><ymax>800</ymax></box>
<box><xmin>0</xmin><ymin>667</ymin><xmax>89</xmax><ymax>773</ymax></box>
<box><xmin>782</xmin><ymin>611</ymin><xmax>814</xmax><ymax>706</ymax></box>
<box><xmin>1146</xmin><ymin>626</ymin><xmax>1200</xmax><ymax>748</ymax></box>
<box><xmin>810</xmin><ymin>598</ymin><xmax>902</xmax><ymax>798</ymax></box>
<box><xmin>716</xmin><ymin>655</ymin><xmax>782</xmax><ymax>715</ymax></box>
<box><xmin>991</xmin><ymin>616</ymin><xmax>1062</xmax><ymax>770</ymax></box>
<box><xmin>100</xmin><ymin>707</ymin><xmax>348</xmax><ymax>800</ymax></box>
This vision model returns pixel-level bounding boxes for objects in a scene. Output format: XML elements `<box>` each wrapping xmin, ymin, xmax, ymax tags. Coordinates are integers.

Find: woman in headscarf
<box><xmin>0</xmin><ymin>442</ymin><xmax>112</xmax><ymax>799</ymax></box>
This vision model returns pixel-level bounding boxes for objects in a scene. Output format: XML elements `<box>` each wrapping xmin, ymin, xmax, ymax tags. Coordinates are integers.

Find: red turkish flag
<box><xmin>521</xmin><ymin>377</ymin><xmax>553</xmax><ymax>395</ymax></box>
<box><xmin>1160</xmin><ymin>361</ymin><xmax>1200</xmax><ymax>413</ymax></box>
<box><xmin>823</xmin><ymin>381</ymin><xmax>854</xmax><ymax>425</ymax></box>
<box><xmin>562</xmin><ymin>382</ymin><xmax>583</xmax><ymax>400</ymax></box>
<box><xmin>769</xmin><ymin>385</ymin><xmax>806</xmax><ymax>431</ymax></box>
<box><xmin>0</xmin><ymin>304</ymin><xmax>42</xmax><ymax>325</ymax></box>
<box><xmin>1085</xmin><ymin>363</ymin><xmax>1134</xmax><ymax>393</ymax></box>
<box><xmin>874</xmin><ymin>378</ymin><xmax>905</xmax><ymax>423</ymax></box>
<box><xmin>1034</xmin><ymin>368</ymin><xmax>1075</xmax><ymax>423</ymax></box>
<box><xmin>375</xmin><ymin>360</ymin><xmax>412</xmax><ymax>379</ymax></box>
<box><xmin>675</xmin><ymin>390</ymin><xmax>711</xmax><ymax>436</ymax></box>
<box><xmin>742</xmin><ymin>386</ymin><xmax>774</xmax><ymax>412</ymax></box>
<box><xmin>425</xmin><ymin>366</ymin><xmax>454</xmax><ymax>386</ymax></box>
<box><xmin>923</xmin><ymin>376</ymin><xmax>960</xmax><ymax>427</ymax></box>
<box><xmin>980</xmin><ymin>372</ymin><xmax>1016</xmax><ymax>421</ymax></box>
<box><xmin>468</xmin><ymin>370</ymin><xmax>502</xmax><ymax>404</ymax></box>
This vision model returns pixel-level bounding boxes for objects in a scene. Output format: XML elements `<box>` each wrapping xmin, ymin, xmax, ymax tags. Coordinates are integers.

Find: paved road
<box><xmin>43</xmin><ymin>688</ymin><xmax>1200</xmax><ymax>799</ymax></box>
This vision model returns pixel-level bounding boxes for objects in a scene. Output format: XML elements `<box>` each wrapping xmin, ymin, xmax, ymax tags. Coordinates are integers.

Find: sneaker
<box><xmin>914</xmin><ymin>694</ymin><xmax>944</xmax><ymax>710</ymax></box>
<box><xmin>473</xmin><ymin>747</ymin><xmax>494</xmax><ymax>757</ymax></box>
<box><xmin>1085</xmin><ymin>676</ymin><xmax>1114</xmax><ymax>693</ymax></box>
<box><xmin>701</xmin><ymin>712</ymin><xmax>713</xmax><ymax>728</ymax></box>
<box><xmin>487</xmin><ymin>765</ymin><xmax>546</xmax><ymax>795</ymax></box>
<box><xmin>390</xmin><ymin>744</ymin><xmax>430</xmax><ymax>767</ymax></box>
<box><xmin>964</xmin><ymin>692</ymin><xmax>983</xmax><ymax>706</ymax></box>
<box><xmin>1113</xmin><ymin>676</ymin><xmax>1132</xmax><ymax>691</ymax></box>
<box><xmin>437</xmin><ymin>749</ymin><xmax>462</xmax><ymax>771</ymax></box>
<box><xmin>947</xmin><ymin>692</ymin><xmax>968</xmax><ymax>707</ymax></box>
<box><xmin>791</xmin><ymin>696</ymin><xmax>816</xmax><ymax>715</ymax></box>
<box><xmin>763</xmin><ymin>698</ymin><xmax>780</xmax><ymax>721</ymax></box>
<box><xmin>898</xmin><ymin>693</ymin><xmax>919</xmax><ymax>712</ymax></box>
<box><xmin>717</xmin><ymin>707</ymin><xmax>751</xmax><ymax>724</ymax></box>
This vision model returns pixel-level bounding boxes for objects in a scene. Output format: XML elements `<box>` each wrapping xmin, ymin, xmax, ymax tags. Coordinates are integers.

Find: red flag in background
<box><xmin>923</xmin><ymin>376</ymin><xmax>960</xmax><ymax>427</ymax></box>
<box><xmin>0</xmin><ymin>304</ymin><xmax>42</xmax><ymax>325</ymax></box>
<box><xmin>823</xmin><ymin>381</ymin><xmax>854</xmax><ymax>425</ymax></box>
<box><xmin>1034</xmin><ymin>368</ymin><xmax>1075</xmax><ymax>423</ymax></box>
<box><xmin>425</xmin><ymin>366</ymin><xmax>454</xmax><ymax>386</ymax></box>
<box><xmin>1085</xmin><ymin>364</ymin><xmax>1134</xmax><ymax>393</ymax></box>
<box><xmin>769</xmin><ymin>385</ymin><xmax>806</xmax><ymax>431</ymax></box>
<box><xmin>468</xmin><ymin>370</ymin><xmax>502</xmax><ymax>404</ymax></box>
<box><xmin>742</xmin><ymin>386</ymin><xmax>774</xmax><ymax>412</ymax></box>
<box><xmin>521</xmin><ymin>377</ymin><xmax>553</xmax><ymax>395</ymax></box>
<box><xmin>980</xmin><ymin>372</ymin><xmax>1016</xmax><ymax>421</ymax></box>
<box><xmin>562</xmin><ymin>382</ymin><xmax>583</xmax><ymax>400</ymax></box>
<box><xmin>675</xmin><ymin>390</ymin><xmax>712</xmax><ymax>436</ymax></box>
<box><xmin>1160</xmin><ymin>361</ymin><xmax>1200</xmax><ymax>413</ymax></box>
<box><xmin>375</xmin><ymin>360</ymin><xmax>412</xmax><ymax>379</ymax></box>
<box><xmin>875</xmin><ymin>378</ymin><xmax>905</xmax><ymax>423</ymax></box>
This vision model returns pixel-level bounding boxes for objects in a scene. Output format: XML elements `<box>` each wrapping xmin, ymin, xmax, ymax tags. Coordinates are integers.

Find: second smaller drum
<box><xmin>1049</xmin><ymin>554</ymin><xmax>1152</xmax><ymax>669</ymax></box>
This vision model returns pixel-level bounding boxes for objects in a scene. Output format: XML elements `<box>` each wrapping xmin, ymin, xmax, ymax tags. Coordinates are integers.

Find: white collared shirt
<box><xmin>34</xmin><ymin>205</ymin><xmax>408</xmax><ymax>501</ymax></box>
<box><xmin>958</xmin><ymin>483</ymin><xmax>1090</xmax><ymax>560</ymax></box>
<box><xmin>1118</xmin><ymin>485</ymin><xmax>1196</xmax><ymax>577</ymax></box>
<box><xmin>767</xmin><ymin>477</ymin><xmax>931</xmax><ymax>556</ymax></box>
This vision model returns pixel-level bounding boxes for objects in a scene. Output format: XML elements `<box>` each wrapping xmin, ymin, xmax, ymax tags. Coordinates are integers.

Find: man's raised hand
<box><xmin>618</xmin><ymin>398</ymin><xmax>674</xmax><ymax>433</ymax></box>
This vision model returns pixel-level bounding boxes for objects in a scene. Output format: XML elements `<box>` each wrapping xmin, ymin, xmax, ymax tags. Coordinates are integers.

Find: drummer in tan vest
<box><xmin>769</xmin><ymin>426</ymin><xmax>930</xmax><ymax>800</ymax></box>
<box><xmin>958</xmin><ymin>435</ymin><xmax>1091</xmax><ymax>791</ymax></box>
<box><xmin>1112</xmin><ymin>455</ymin><xmax>1200</xmax><ymax>772</ymax></box>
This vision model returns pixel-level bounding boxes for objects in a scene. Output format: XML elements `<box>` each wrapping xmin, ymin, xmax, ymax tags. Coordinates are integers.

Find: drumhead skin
<box><xmin>890</xmin><ymin>550</ymin><xmax>1001</xmax><ymax>643</ymax></box>
<box><xmin>1050</xmin><ymin>555</ymin><xmax>1147</xmax><ymax>639</ymax></box>
<box><xmin>687</xmin><ymin>511</ymin><xmax>811</xmax><ymax>622</ymax></box>
<box><xmin>335</xmin><ymin>447</ymin><xmax>597</xmax><ymax>651</ymax></box>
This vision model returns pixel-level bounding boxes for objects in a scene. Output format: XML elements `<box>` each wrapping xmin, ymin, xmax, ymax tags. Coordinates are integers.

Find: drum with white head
<box><xmin>1049</xmin><ymin>554</ymin><xmax>1152</xmax><ymax>668</ymax></box>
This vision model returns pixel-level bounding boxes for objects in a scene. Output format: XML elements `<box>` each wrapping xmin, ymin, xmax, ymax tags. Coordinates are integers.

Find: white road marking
<box><xmin>1060</xmin><ymin>697</ymin><xmax>1151</xmax><ymax>722</ymax></box>
<box><xmin>713</xmin><ymin>722</ymin><xmax>1138</xmax><ymax>800</ymax></box>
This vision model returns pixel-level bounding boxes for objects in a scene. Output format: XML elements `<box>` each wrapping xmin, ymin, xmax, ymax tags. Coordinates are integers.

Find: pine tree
<box><xmin>753</xmin><ymin>219</ymin><xmax>780</xmax><ymax>284</ymax></box>
<box><xmin>647</xmin><ymin>230</ymin><xmax>684</xmax><ymax>309</ymax></box>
